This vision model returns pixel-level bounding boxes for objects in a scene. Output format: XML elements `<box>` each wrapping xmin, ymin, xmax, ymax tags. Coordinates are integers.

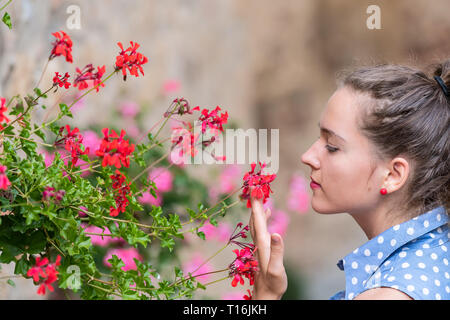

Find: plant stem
<box><xmin>30</xmin><ymin>70</ymin><xmax>117</xmax><ymax>137</ymax></box>
<box><xmin>72</xmin><ymin>205</ymin><xmax>156</xmax><ymax>232</ymax></box>
<box><xmin>86</xmin><ymin>282</ymin><xmax>122</xmax><ymax>298</ymax></box>
<box><xmin>203</xmin><ymin>276</ymin><xmax>230</xmax><ymax>286</ymax></box>
<box><xmin>67</xmin><ymin>71</ymin><xmax>117</xmax><ymax>111</ymax></box>
<box><xmin>4</xmin><ymin>134</ymin><xmax>54</xmax><ymax>147</ymax></box>
<box><xmin>35</xmin><ymin>58</ymin><xmax>50</xmax><ymax>90</ymax></box>
<box><xmin>0</xmin><ymin>0</ymin><xmax>12</xmax><ymax>11</ymax></box>
<box><xmin>3</xmin><ymin>85</ymin><xmax>55</xmax><ymax>134</ymax></box>
<box><xmin>43</xmin><ymin>228</ymin><xmax>66</xmax><ymax>257</ymax></box>
<box><xmin>131</xmin><ymin>160</ymin><xmax>174</xmax><ymax>199</ymax></box>
<box><xmin>181</xmin><ymin>186</ymin><xmax>243</xmax><ymax>227</ymax></box>
<box><xmin>127</xmin><ymin>149</ymin><xmax>171</xmax><ymax>188</ymax></box>
<box><xmin>190</xmin><ymin>243</ymin><xmax>229</xmax><ymax>276</ymax></box>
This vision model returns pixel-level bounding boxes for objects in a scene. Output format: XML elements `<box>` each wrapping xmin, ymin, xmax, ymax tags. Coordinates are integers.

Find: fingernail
<box><xmin>271</xmin><ymin>235</ymin><xmax>279</xmax><ymax>244</ymax></box>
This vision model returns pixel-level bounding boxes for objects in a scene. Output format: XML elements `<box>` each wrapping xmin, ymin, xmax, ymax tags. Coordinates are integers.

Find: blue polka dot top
<box><xmin>330</xmin><ymin>206</ymin><xmax>449</xmax><ymax>300</ymax></box>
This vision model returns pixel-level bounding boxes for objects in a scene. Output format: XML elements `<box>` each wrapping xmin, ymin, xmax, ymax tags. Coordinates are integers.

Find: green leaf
<box><xmin>33</xmin><ymin>124</ymin><xmax>46</xmax><ymax>141</ymax></box>
<box><xmin>196</xmin><ymin>282</ymin><xmax>206</xmax><ymax>290</ymax></box>
<box><xmin>14</xmin><ymin>255</ymin><xmax>31</xmax><ymax>275</ymax></box>
<box><xmin>33</xmin><ymin>88</ymin><xmax>47</xmax><ymax>99</ymax></box>
<box><xmin>59</xmin><ymin>103</ymin><xmax>73</xmax><ymax>118</ymax></box>
<box><xmin>7</xmin><ymin>279</ymin><xmax>15</xmax><ymax>287</ymax></box>
<box><xmin>187</xmin><ymin>208</ymin><xmax>196</xmax><ymax>219</ymax></box>
<box><xmin>196</xmin><ymin>231</ymin><xmax>205</xmax><ymax>241</ymax></box>
<box><xmin>209</xmin><ymin>216</ymin><xmax>218</xmax><ymax>227</ymax></box>
<box><xmin>2</xmin><ymin>12</ymin><xmax>11</xmax><ymax>29</ymax></box>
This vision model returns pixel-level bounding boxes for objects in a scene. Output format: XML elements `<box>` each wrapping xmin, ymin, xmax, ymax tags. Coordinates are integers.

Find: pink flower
<box><xmin>119</xmin><ymin>101</ymin><xmax>139</xmax><ymax>118</ymax></box>
<box><xmin>138</xmin><ymin>191</ymin><xmax>162</xmax><ymax>207</ymax></box>
<box><xmin>103</xmin><ymin>248</ymin><xmax>142</xmax><ymax>271</ymax></box>
<box><xmin>125</xmin><ymin>124</ymin><xmax>140</xmax><ymax>139</ymax></box>
<box><xmin>182</xmin><ymin>253</ymin><xmax>213</xmax><ymax>283</ymax></box>
<box><xmin>69</xmin><ymin>92</ymin><xmax>86</xmax><ymax>113</ymax></box>
<box><xmin>267</xmin><ymin>209</ymin><xmax>290</xmax><ymax>237</ymax></box>
<box><xmin>222</xmin><ymin>292</ymin><xmax>245</xmax><ymax>300</ymax></box>
<box><xmin>287</xmin><ymin>173</ymin><xmax>309</xmax><ymax>214</ymax></box>
<box><xmin>82</xmin><ymin>130</ymin><xmax>101</xmax><ymax>158</ymax></box>
<box><xmin>219</xmin><ymin>165</ymin><xmax>241</xmax><ymax>194</ymax></box>
<box><xmin>198</xmin><ymin>222</ymin><xmax>233</xmax><ymax>243</ymax></box>
<box><xmin>38</xmin><ymin>149</ymin><xmax>54</xmax><ymax>168</ymax></box>
<box><xmin>162</xmin><ymin>80</ymin><xmax>181</xmax><ymax>95</ymax></box>
<box><xmin>149</xmin><ymin>167</ymin><xmax>173</xmax><ymax>193</ymax></box>
<box><xmin>78</xmin><ymin>206</ymin><xmax>88</xmax><ymax>217</ymax></box>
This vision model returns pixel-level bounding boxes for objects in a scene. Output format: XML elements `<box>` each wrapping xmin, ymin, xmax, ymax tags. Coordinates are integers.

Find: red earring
<box><xmin>380</xmin><ymin>188</ymin><xmax>387</xmax><ymax>195</ymax></box>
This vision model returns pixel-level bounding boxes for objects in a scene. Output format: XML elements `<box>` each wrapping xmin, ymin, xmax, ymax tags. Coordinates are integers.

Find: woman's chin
<box><xmin>311</xmin><ymin>196</ymin><xmax>339</xmax><ymax>215</ymax></box>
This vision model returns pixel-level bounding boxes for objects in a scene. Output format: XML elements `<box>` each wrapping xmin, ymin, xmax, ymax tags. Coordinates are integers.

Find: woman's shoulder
<box><xmin>375</xmin><ymin>228</ymin><xmax>449</xmax><ymax>300</ymax></box>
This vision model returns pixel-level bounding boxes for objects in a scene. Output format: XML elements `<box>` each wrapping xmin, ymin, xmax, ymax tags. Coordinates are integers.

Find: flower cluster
<box><xmin>168</xmin><ymin>104</ymin><xmax>228</xmax><ymax>164</ymax></box>
<box><xmin>192</xmin><ymin>105</ymin><xmax>228</xmax><ymax>134</ymax></box>
<box><xmin>95</xmin><ymin>128</ymin><xmax>135</xmax><ymax>169</ymax></box>
<box><xmin>55</xmin><ymin>125</ymin><xmax>89</xmax><ymax>168</ymax></box>
<box><xmin>228</xmin><ymin>222</ymin><xmax>254</xmax><ymax>250</ymax></box>
<box><xmin>109</xmin><ymin>169</ymin><xmax>131</xmax><ymax>217</ymax></box>
<box><xmin>243</xmin><ymin>289</ymin><xmax>253</xmax><ymax>300</ymax></box>
<box><xmin>164</xmin><ymin>98</ymin><xmax>197</xmax><ymax>117</ymax></box>
<box><xmin>225</xmin><ymin>222</ymin><xmax>258</xmax><ymax>298</ymax></box>
<box><xmin>115</xmin><ymin>41</ymin><xmax>148</xmax><ymax>80</ymax></box>
<box><xmin>240</xmin><ymin>162</ymin><xmax>276</xmax><ymax>208</ymax></box>
<box><xmin>26</xmin><ymin>255</ymin><xmax>61</xmax><ymax>295</ymax></box>
<box><xmin>42</xmin><ymin>186</ymin><xmax>66</xmax><ymax>203</ymax></box>
<box><xmin>170</xmin><ymin>122</ymin><xmax>200</xmax><ymax>159</ymax></box>
<box><xmin>229</xmin><ymin>247</ymin><xmax>258</xmax><ymax>287</ymax></box>
<box><xmin>73</xmin><ymin>64</ymin><xmax>106</xmax><ymax>92</ymax></box>
<box><xmin>53</xmin><ymin>72</ymin><xmax>71</xmax><ymax>89</ymax></box>
<box><xmin>0</xmin><ymin>97</ymin><xmax>10</xmax><ymax>130</ymax></box>
<box><xmin>0</xmin><ymin>165</ymin><xmax>11</xmax><ymax>190</ymax></box>
<box><xmin>50</xmin><ymin>31</ymin><xmax>73</xmax><ymax>63</ymax></box>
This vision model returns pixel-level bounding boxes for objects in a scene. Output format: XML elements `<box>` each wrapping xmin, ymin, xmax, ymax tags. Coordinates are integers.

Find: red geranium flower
<box><xmin>228</xmin><ymin>247</ymin><xmax>258</xmax><ymax>287</ymax></box>
<box><xmin>0</xmin><ymin>97</ymin><xmax>10</xmax><ymax>131</ymax></box>
<box><xmin>54</xmin><ymin>125</ymin><xmax>89</xmax><ymax>168</ymax></box>
<box><xmin>53</xmin><ymin>72</ymin><xmax>71</xmax><ymax>89</ymax></box>
<box><xmin>95</xmin><ymin>128</ymin><xmax>135</xmax><ymax>169</ymax></box>
<box><xmin>109</xmin><ymin>169</ymin><xmax>131</xmax><ymax>217</ymax></box>
<box><xmin>50</xmin><ymin>31</ymin><xmax>73</xmax><ymax>63</ymax></box>
<box><xmin>115</xmin><ymin>41</ymin><xmax>148</xmax><ymax>81</ymax></box>
<box><xmin>26</xmin><ymin>255</ymin><xmax>61</xmax><ymax>295</ymax></box>
<box><xmin>73</xmin><ymin>64</ymin><xmax>106</xmax><ymax>92</ymax></box>
<box><xmin>243</xmin><ymin>289</ymin><xmax>253</xmax><ymax>300</ymax></box>
<box><xmin>0</xmin><ymin>165</ymin><xmax>11</xmax><ymax>190</ymax></box>
<box><xmin>170</xmin><ymin>122</ymin><xmax>200</xmax><ymax>159</ymax></box>
<box><xmin>191</xmin><ymin>105</ymin><xmax>228</xmax><ymax>134</ymax></box>
<box><xmin>240</xmin><ymin>162</ymin><xmax>276</xmax><ymax>208</ymax></box>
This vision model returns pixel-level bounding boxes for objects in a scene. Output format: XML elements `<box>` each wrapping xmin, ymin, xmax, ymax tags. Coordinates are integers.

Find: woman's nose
<box><xmin>301</xmin><ymin>143</ymin><xmax>320</xmax><ymax>169</ymax></box>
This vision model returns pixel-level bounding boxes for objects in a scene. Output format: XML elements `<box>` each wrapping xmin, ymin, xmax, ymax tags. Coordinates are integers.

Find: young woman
<box><xmin>249</xmin><ymin>60</ymin><xmax>449</xmax><ymax>300</ymax></box>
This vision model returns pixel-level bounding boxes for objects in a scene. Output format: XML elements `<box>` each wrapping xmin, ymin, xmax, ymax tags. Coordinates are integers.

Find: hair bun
<box><xmin>430</xmin><ymin>59</ymin><xmax>450</xmax><ymax>92</ymax></box>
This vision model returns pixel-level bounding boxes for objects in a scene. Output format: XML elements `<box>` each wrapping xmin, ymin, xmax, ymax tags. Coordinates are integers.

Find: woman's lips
<box><xmin>310</xmin><ymin>177</ymin><xmax>321</xmax><ymax>189</ymax></box>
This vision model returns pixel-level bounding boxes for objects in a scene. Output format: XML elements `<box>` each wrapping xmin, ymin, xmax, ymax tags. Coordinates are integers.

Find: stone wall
<box><xmin>0</xmin><ymin>0</ymin><xmax>448</xmax><ymax>299</ymax></box>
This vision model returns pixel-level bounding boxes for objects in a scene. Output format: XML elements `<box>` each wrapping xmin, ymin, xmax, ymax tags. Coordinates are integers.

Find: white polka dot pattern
<box><xmin>330</xmin><ymin>206</ymin><xmax>449</xmax><ymax>300</ymax></box>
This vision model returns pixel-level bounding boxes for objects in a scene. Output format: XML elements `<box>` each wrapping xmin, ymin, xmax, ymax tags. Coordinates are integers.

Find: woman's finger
<box><xmin>250</xmin><ymin>194</ymin><xmax>270</xmax><ymax>270</ymax></box>
<box><xmin>267</xmin><ymin>233</ymin><xmax>285</xmax><ymax>278</ymax></box>
<box><xmin>249</xmin><ymin>207</ymin><xmax>256</xmax><ymax>241</ymax></box>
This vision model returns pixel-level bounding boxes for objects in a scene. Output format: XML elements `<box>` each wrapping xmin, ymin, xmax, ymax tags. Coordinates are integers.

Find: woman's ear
<box><xmin>385</xmin><ymin>157</ymin><xmax>410</xmax><ymax>193</ymax></box>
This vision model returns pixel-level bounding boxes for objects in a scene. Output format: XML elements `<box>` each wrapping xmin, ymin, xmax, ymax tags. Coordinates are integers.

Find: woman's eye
<box><xmin>325</xmin><ymin>145</ymin><xmax>339</xmax><ymax>153</ymax></box>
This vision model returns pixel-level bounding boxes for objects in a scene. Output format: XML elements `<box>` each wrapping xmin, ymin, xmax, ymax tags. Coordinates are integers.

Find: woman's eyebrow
<box><xmin>317</xmin><ymin>122</ymin><xmax>347</xmax><ymax>142</ymax></box>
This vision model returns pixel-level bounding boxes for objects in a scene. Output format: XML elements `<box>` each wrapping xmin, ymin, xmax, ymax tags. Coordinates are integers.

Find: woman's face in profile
<box><xmin>301</xmin><ymin>87</ymin><xmax>385</xmax><ymax>215</ymax></box>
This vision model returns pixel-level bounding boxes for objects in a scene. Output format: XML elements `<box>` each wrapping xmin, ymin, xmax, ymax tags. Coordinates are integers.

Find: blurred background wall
<box><xmin>0</xmin><ymin>0</ymin><xmax>449</xmax><ymax>299</ymax></box>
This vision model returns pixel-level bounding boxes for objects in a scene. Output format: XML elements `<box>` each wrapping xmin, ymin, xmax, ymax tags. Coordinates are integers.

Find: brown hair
<box><xmin>337</xmin><ymin>60</ymin><xmax>449</xmax><ymax>217</ymax></box>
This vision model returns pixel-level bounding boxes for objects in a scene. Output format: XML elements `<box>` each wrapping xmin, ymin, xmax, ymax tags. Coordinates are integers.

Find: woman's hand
<box><xmin>249</xmin><ymin>193</ymin><xmax>288</xmax><ymax>300</ymax></box>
